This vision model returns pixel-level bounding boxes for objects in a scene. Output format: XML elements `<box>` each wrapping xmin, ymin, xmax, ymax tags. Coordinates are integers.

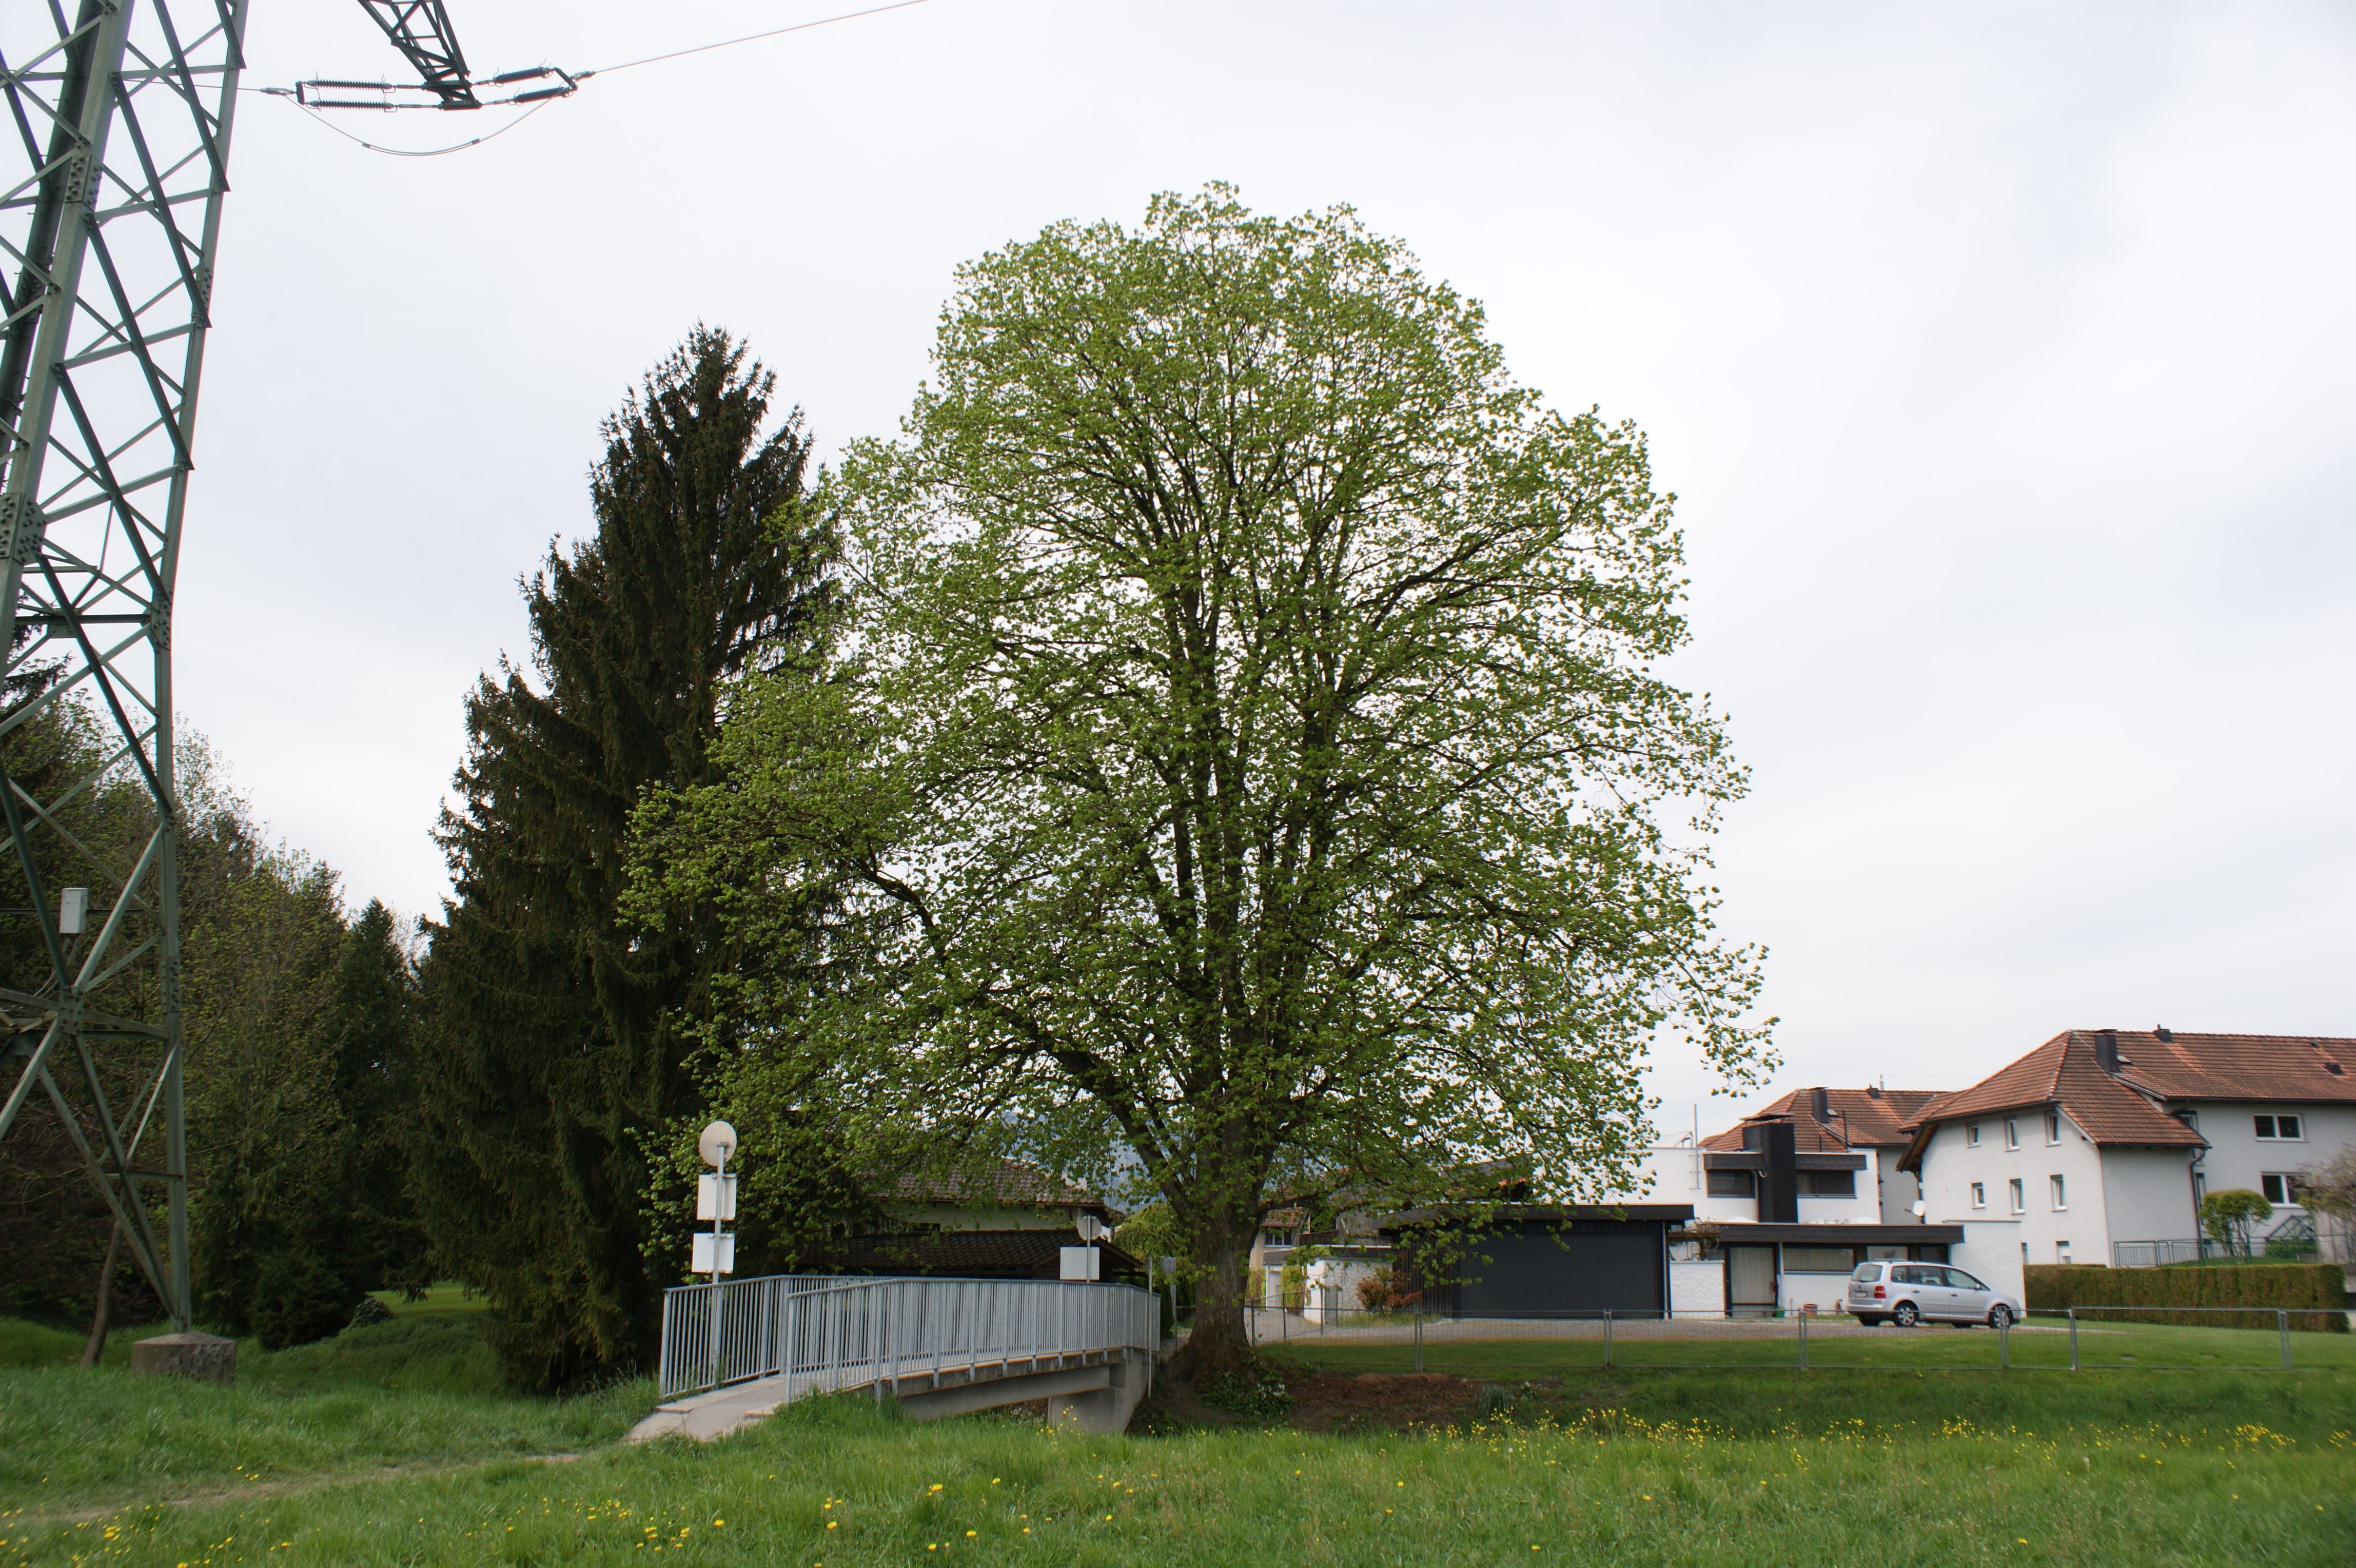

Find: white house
<box><xmin>1897</xmin><ymin>1029</ymin><xmax>2356</xmax><ymax>1267</ymax></box>
<box><xmin>1619</xmin><ymin>1086</ymin><xmax>2022</xmax><ymax>1315</ymax></box>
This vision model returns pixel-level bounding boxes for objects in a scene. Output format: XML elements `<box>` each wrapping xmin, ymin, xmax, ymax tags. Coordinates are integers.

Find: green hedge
<box><xmin>2026</xmin><ymin>1263</ymin><xmax>2348</xmax><ymax>1331</ymax></box>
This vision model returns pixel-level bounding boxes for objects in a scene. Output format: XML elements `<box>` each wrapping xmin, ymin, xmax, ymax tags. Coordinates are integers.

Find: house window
<box><xmin>2056</xmin><ymin>1240</ymin><xmax>2072</xmax><ymax>1264</ymax></box>
<box><xmin>2046</xmin><ymin>1111</ymin><xmax>2062</xmax><ymax>1144</ymax></box>
<box><xmin>1706</xmin><ymin>1169</ymin><xmax>1756</xmax><ymax>1198</ymax></box>
<box><xmin>2008</xmin><ymin>1178</ymin><xmax>2024</xmax><ymax>1213</ymax></box>
<box><xmin>2049</xmin><ymin>1174</ymin><xmax>2067</xmax><ymax>1211</ymax></box>
<box><xmin>1970</xmin><ymin>1182</ymin><xmax>1987</xmax><ymax>1209</ymax></box>
<box><xmin>1782</xmin><ymin>1245</ymin><xmax>1858</xmax><ymax>1275</ymax></box>
<box><xmin>1797</xmin><ymin>1170</ymin><xmax>1856</xmax><ymax>1198</ymax></box>
<box><xmin>2005</xmin><ymin>1119</ymin><xmax>2020</xmax><ymax>1150</ymax></box>
<box><xmin>1966</xmin><ymin>1124</ymin><xmax>1981</xmax><ymax>1147</ymax></box>
<box><xmin>2254</xmin><ymin>1114</ymin><xmax>2303</xmax><ymax>1141</ymax></box>
<box><xmin>2262</xmin><ymin>1173</ymin><xmax>2302</xmax><ymax>1206</ymax></box>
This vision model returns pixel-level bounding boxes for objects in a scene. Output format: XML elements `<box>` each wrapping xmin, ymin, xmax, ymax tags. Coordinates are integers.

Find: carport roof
<box><xmin>1677</xmin><ymin>1223</ymin><xmax>1965</xmax><ymax>1245</ymax></box>
<box><xmin>1382</xmin><ymin>1203</ymin><xmax>1695</xmax><ymax>1226</ymax></box>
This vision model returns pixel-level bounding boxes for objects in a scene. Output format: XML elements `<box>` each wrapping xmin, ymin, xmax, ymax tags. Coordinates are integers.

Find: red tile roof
<box><xmin>2099</xmin><ymin>1029</ymin><xmax>2356</xmax><ymax>1104</ymax></box>
<box><xmin>1903</xmin><ymin>1029</ymin><xmax>2356</xmax><ymax>1149</ymax></box>
<box><xmin>1702</xmin><ymin>1086</ymin><xmax>1943</xmax><ymax>1152</ymax></box>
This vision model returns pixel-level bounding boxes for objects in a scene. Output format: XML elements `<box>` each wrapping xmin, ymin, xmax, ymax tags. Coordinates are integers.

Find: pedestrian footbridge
<box><xmin>628</xmin><ymin>1275</ymin><xmax>1161</xmax><ymax>1442</ymax></box>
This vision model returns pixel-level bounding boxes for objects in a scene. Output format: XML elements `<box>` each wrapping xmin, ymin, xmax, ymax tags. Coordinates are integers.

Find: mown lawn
<box><xmin>4</xmin><ymin>1349</ymin><xmax>2352</xmax><ymax>1566</ymax></box>
<box><xmin>1256</xmin><ymin>1316</ymin><xmax>2356</xmax><ymax>1378</ymax></box>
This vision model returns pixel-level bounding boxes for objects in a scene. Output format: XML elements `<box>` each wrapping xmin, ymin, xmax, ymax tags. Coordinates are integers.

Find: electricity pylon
<box><xmin>0</xmin><ymin>0</ymin><xmax>251</xmax><ymax>1331</ymax></box>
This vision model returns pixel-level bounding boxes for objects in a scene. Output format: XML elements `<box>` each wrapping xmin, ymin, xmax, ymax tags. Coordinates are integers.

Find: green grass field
<box><xmin>0</xmin><ymin>1306</ymin><xmax>653</xmax><ymax>1528</ymax></box>
<box><xmin>3</xmin><ymin>1310</ymin><xmax>2352</xmax><ymax>1567</ymax></box>
<box><xmin>1254</xmin><ymin>1316</ymin><xmax>2356</xmax><ymax>1377</ymax></box>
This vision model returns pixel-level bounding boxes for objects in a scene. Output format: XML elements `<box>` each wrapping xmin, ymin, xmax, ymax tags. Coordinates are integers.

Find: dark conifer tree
<box><xmin>325</xmin><ymin>899</ymin><xmax>426</xmax><ymax>1290</ymax></box>
<box><xmin>411</xmin><ymin>328</ymin><xmax>835</xmax><ymax>1387</ymax></box>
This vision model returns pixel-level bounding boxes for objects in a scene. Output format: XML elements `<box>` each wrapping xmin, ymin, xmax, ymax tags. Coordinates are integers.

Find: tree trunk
<box><xmin>1170</xmin><ymin>1217</ymin><xmax>1254</xmax><ymax>1381</ymax></box>
<box><xmin>80</xmin><ymin>1221</ymin><xmax>122</xmax><ymax>1369</ymax></box>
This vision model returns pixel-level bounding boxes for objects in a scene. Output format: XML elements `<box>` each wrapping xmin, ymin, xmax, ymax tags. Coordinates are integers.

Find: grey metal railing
<box><xmin>657</xmin><ymin>1273</ymin><xmax>1161</xmax><ymax>1400</ymax></box>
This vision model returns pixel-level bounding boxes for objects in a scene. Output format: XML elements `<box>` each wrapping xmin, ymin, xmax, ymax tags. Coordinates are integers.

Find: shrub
<box><xmin>2026</xmin><ymin>1262</ymin><xmax>2346</xmax><ymax>1331</ymax></box>
<box><xmin>348</xmin><ymin>1295</ymin><xmax>395</xmax><ymax>1329</ymax></box>
<box><xmin>1356</xmin><ymin>1268</ymin><xmax>1420</xmax><ymax>1311</ymax></box>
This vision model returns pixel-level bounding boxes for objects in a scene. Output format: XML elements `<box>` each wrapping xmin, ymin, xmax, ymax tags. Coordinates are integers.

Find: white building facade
<box><xmin>1899</xmin><ymin>1029</ymin><xmax>2356</xmax><ymax>1266</ymax></box>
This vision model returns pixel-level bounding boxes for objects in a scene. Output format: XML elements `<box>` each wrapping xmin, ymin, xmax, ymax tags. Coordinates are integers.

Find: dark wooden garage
<box><xmin>1384</xmin><ymin>1205</ymin><xmax>1694</xmax><ymax>1318</ymax></box>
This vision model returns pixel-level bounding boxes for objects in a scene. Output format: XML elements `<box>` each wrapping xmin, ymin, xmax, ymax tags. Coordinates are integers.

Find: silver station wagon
<box><xmin>1847</xmin><ymin>1260</ymin><xmax>2023</xmax><ymax>1328</ymax></box>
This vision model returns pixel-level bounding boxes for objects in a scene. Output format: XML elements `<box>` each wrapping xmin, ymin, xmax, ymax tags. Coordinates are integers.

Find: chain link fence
<box><xmin>1246</xmin><ymin>1304</ymin><xmax>2352</xmax><ymax>1373</ymax></box>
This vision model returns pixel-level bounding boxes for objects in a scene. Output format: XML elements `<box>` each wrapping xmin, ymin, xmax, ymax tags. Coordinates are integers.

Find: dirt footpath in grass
<box><xmin>1142</xmin><ymin>1367</ymin><xmax>1479</xmax><ymax>1432</ymax></box>
<box><xmin>1287</xmin><ymin>1369</ymin><xmax>1479</xmax><ymax>1431</ymax></box>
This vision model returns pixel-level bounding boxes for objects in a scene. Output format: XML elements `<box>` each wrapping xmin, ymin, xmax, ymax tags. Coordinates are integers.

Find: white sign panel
<box><xmin>696</xmin><ymin>1173</ymin><xmax>738</xmax><ymax>1222</ymax></box>
<box><xmin>1059</xmin><ymin>1246</ymin><xmax>1100</xmax><ymax>1282</ymax></box>
<box><xmin>692</xmin><ymin>1232</ymin><xmax>736</xmax><ymax>1276</ymax></box>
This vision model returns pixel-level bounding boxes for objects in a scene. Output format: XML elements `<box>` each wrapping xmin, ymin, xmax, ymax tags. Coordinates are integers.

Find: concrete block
<box><xmin>130</xmin><ymin>1331</ymin><xmax>235</xmax><ymax>1383</ymax></box>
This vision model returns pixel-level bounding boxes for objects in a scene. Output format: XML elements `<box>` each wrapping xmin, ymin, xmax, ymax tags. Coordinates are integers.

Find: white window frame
<box><xmin>2008</xmin><ymin>1177</ymin><xmax>2025</xmax><ymax>1213</ymax></box>
<box><xmin>2049</xmin><ymin>1174</ymin><xmax>2067</xmax><ymax>1211</ymax></box>
<box><xmin>2046</xmin><ymin>1111</ymin><xmax>2062</xmax><ymax>1145</ymax></box>
<box><xmin>1970</xmin><ymin>1182</ymin><xmax>1986</xmax><ymax>1209</ymax></box>
<box><xmin>1966</xmin><ymin>1123</ymin><xmax>1980</xmax><ymax>1147</ymax></box>
<box><xmin>2004</xmin><ymin>1118</ymin><xmax>2020</xmax><ymax>1150</ymax></box>
<box><xmin>2262</xmin><ymin>1172</ymin><xmax>2300</xmax><ymax>1206</ymax></box>
<box><xmin>2056</xmin><ymin>1240</ymin><xmax>2072</xmax><ymax>1263</ymax></box>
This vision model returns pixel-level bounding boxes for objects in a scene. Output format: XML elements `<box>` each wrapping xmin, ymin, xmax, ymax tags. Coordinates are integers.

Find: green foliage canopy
<box><xmin>633</xmin><ymin>188</ymin><xmax>1773</xmax><ymax>1368</ymax></box>
<box><xmin>413</xmin><ymin>327</ymin><xmax>837</xmax><ymax>1388</ymax></box>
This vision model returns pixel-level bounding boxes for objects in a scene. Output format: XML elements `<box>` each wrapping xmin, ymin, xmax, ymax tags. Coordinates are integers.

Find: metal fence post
<box><xmin>2279</xmin><ymin>1308</ymin><xmax>2293</xmax><ymax>1371</ymax></box>
<box><xmin>1797</xmin><ymin>1309</ymin><xmax>1808</xmax><ymax>1371</ymax></box>
<box><xmin>2068</xmin><ymin>1307</ymin><xmax>2079</xmax><ymax>1372</ymax></box>
<box><xmin>1415</xmin><ymin>1310</ymin><xmax>1424</xmax><ymax>1374</ymax></box>
<box><xmin>1602</xmin><ymin>1309</ymin><xmax>1613</xmax><ymax>1370</ymax></box>
<box><xmin>1998</xmin><ymin>1317</ymin><xmax>2009</xmax><ymax>1370</ymax></box>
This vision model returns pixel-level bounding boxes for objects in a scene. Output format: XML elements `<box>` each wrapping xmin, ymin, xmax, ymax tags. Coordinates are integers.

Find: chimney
<box><xmin>2154</xmin><ymin>1025</ymin><xmax>2173</xmax><ymax>1042</ymax></box>
<box><xmin>1759</xmin><ymin>1122</ymin><xmax>1799</xmax><ymax>1223</ymax></box>
<box><xmin>1742</xmin><ymin>1122</ymin><xmax>1760</xmax><ymax>1150</ymax></box>
<box><xmin>1866</xmin><ymin>1084</ymin><xmax>1882</xmax><ymax>1099</ymax></box>
<box><xmin>2093</xmin><ymin>1030</ymin><xmax>2120</xmax><ymax>1074</ymax></box>
<box><xmin>1809</xmin><ymin>1087</ymin><xmax>1831</xmax><ymax>1124</ymax></box>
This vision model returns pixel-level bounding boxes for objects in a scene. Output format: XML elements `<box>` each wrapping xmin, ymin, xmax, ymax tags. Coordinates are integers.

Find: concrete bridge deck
<box><xmin>629</xmin><ymin>1343</ymin><xmax>1155</xmax><ymax>1442</ymax></box>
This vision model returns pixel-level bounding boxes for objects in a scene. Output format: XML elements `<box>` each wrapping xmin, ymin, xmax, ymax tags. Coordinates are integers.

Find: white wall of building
<box><xmin>1949</xmin><ymin>1221</ymin><xmax>2025</xmax><ymax>1301</ymax></box>
<box><xmin>2098</xmin><ymin>1148</ymin><xmax>2199</xmax><ymax>1251</ymax></box>
<box><xmin>2182</xmin><ymin>1103</ymin><xmax>2356</xmax><ymax>1217</ymax></box>
<box><xmin>1618</xmin><ymin>1144</ymin><xmax>1887</xmax><ymax>1225</ymax></box>
<box><xmin>1668</xmin><ymin>1259</ymin><xmax>1723</xmax><ymax>1316</ymax></box>
<box><xmin>1917</xmin><ymin>1108</ymin><xmax>2114</xmax><ymax>1267</ymax></box>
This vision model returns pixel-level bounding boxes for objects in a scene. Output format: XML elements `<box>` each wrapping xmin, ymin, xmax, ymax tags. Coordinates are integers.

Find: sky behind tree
<box><xmin>182</xmin><ymin>0</ymin><xmax>2355</xmax><ymax>1118</ymax></box>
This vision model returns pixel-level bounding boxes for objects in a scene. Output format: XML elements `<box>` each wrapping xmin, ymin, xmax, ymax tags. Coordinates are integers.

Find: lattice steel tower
<box><xmin>0</xmin><ymin>1</ymin><xmax>249</xmax><ymax>1330</ymax></box>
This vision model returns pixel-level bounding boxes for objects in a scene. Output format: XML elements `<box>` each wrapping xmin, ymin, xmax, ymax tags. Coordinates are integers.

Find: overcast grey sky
<box><xmin>182</xmin><ymin>1</ymin><xmax>2356</xmax><ymax>1120</ymax></box>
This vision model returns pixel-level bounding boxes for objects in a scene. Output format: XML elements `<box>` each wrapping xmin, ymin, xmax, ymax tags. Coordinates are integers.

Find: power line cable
<box><xmin>257</xmin><ymin>0</ymin><xmax>946</xmax><ymax>156</ymax></box>
<box><xmin>587</xmin><ymin>0</ymin><xmax>941</xmax><ymax>76</ymax></box>
<box><xmin>283</xmin><ymin>97</ymin><xmax>556</xmax><ymax>158</ymax></box>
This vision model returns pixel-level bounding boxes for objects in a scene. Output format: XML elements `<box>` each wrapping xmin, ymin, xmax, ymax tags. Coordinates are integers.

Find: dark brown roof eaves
<box><xmin>835</xmin><ymin>1228</ymin><xmax>1140</xmax><ymax>1281</ymax></box>
<box><xmin>882</xmin><ymin>1158</ymin><xmax>1112</xmax><ymax>1215</ymax></box>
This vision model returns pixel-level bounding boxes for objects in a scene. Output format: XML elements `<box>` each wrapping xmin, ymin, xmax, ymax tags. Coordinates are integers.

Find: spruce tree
<box><xmin>412</xmin><ymin>328</ymin><xmax>835</xmax><ymax>1387</ymax></box>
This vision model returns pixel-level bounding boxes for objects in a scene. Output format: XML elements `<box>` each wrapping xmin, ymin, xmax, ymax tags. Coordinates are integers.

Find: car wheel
<box><xmin>1891</xmin><ymin>1301</ymin><xmax>1919</xmax><ymax>1328</ymax></box>
<box><xmin>1857</xmin><ymin>1315</ymin><xmax>1884</xmax><ymax>1327</ymax></box>
<box><xmin>1989</xmin><ymin>1304</ymin><xmax>2014</xmax><ymax>1331</ymax></box>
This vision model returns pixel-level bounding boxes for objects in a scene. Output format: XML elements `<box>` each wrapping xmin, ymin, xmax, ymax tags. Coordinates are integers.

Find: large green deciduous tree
<box><xmin>633</xmin><ymin>190</ymin><xmax>1773</xmax><ymax>1374</ymax></box>
<box><xmin>414</xmin><ymin>327</ymin><xmax>836</xmax><ymax>1388</ymax></box>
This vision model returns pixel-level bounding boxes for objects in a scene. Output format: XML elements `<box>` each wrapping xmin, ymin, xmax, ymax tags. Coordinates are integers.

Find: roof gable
<box><xmin>1900</xmin><ymin>1031</ymin><xmax>2207</xmax><ymax>1148</ymax></box>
